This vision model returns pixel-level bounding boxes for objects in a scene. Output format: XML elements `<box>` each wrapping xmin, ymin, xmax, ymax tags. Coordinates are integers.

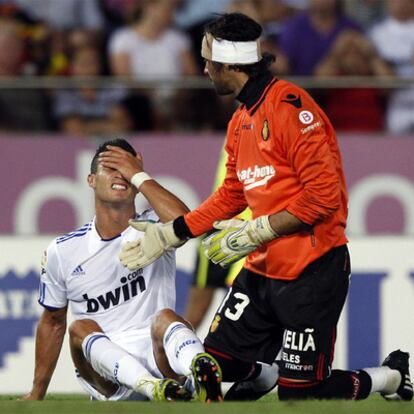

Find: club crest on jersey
<box><xmin>261</xmin><ymin>119</ymin><xmax>270</xmax><ymax>141</ymax></box>
<box><xmin>210</xmin><ymin>315</ymin><xmax>221</xmax><ymax>333</ymax></box>
<box><xmin>82</xmin><ymin>269</ymin><xmax>145</xmax><ymax>313</ymax></box>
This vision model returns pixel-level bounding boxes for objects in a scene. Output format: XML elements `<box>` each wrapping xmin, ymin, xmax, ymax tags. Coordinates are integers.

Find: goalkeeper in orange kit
<box><xmin>108</xmin><ymin>13</ymin><xmax>413</xmax><ymax>403</ymax></box>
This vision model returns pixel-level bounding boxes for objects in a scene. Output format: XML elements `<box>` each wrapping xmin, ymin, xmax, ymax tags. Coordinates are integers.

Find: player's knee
<box><xmin>151</xmin><ymin>308</ymin><xmax>188</xmax><ymax>345</ymax></box>
<box><xmin>69</xmin><ymin>319</ymin><xmax>103</xmax><ymax>345</ymax></box>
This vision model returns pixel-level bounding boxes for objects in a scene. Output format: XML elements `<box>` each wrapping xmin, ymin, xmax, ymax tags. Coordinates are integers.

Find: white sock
<box><xmin>363</xmin><ymin>367</ymin><xmax>401</xmax><ymax>394</ymax></box>
<box><xmin>250</xmin><ymin>363</ymin><xmax>279</xmax><ymax>392</ymax></box>
<box><xmin>82</xmin><ymin>332</ymin><xmax>156</xmax><ymax>399</ymax></box>
<box><xmin>163</xmin><ymin>322</ymin><xmax>204</xmax><ymax>376</ymax></box>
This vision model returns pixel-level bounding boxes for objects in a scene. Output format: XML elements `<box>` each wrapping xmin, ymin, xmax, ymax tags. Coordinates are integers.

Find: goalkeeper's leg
<box><xmin>205</xmin><ymin>346</ymin><xmax>279</xmax><ymax>400</ymax></box>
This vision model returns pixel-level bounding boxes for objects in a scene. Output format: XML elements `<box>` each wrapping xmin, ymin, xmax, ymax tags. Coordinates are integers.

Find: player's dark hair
<box><xmin>204</xmin><ymin>13</ymin><xmax>275</xmax><ymax>78</ymax></box>
<box><xmin>90</xmin><ymin>138</ymin><xmax>136</xmax><ymax>174</ymax></box>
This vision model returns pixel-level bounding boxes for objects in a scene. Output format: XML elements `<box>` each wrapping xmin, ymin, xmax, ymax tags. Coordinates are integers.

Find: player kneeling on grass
<box><xmin>116</xmin><ymin>13</ymin><xmax>413</xmax><ymax>403</ymax></box>
<box><xmin>22</xmin><ymin>139</ymin><xmax>222</xmax><ymax>402</ymax></box>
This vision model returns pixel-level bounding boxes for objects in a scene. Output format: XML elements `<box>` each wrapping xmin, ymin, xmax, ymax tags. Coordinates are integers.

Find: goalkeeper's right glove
<box><xmin>119</xmin><ymin>220</ymin><xmax>185</xmax><ymax>270</ymax></box>
<box><xmin>202</xmin><ymin>215</ymin><xmax>278</xmax><ymax>268</ymax></box>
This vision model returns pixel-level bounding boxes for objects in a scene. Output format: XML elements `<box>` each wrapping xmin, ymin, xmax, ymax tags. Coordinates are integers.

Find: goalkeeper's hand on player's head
<box><xmin>202</xmin><ymin>215</ymin><xmax>279</xmax><ymax>268</ymax></box>
<box><xmin>119</xmin><ymin>219</ymin><xmax>185</xmax><ymax>270</ymax></box>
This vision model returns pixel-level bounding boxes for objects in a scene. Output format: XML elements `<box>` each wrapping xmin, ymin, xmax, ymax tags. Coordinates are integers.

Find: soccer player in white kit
<box><xmin>23</xmin><ymin>139</ymin><xmax>222</xmax><ymax>402</ymax></box>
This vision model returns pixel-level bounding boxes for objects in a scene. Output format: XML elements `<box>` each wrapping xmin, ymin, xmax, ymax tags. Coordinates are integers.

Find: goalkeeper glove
<box><xmin>119</xmin><ymin>219</ymin><xmax>185</xmax><ymax>270</ymax></box>
<box><xmin>202</xmin><ymin>215</ymin><xmax>278</xmax><ymax>268</ymax></box>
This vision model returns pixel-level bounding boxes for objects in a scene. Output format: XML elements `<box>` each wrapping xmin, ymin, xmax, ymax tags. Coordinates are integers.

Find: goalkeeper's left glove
<box><xmin>119</xmin><ymin>219</ymin><xmax>185</xmax><ymax>270</ymax></box>
<box><xmin>202</xmin><ymin>215</ymin><xmax>279</xmax><ymax>268</ymax></box>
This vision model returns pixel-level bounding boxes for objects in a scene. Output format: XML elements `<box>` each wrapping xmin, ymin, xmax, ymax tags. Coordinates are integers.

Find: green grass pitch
<box><xmin>0</xmin><ymin>394</ymin><xmax>412</xmax><ymax>414</ymax></box>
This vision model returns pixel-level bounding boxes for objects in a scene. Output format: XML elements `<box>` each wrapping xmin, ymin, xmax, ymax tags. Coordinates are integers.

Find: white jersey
<box><xmin>38</xmin><ymin>210</ymin><xmax>175</xmax><ymax>334</ymax></box>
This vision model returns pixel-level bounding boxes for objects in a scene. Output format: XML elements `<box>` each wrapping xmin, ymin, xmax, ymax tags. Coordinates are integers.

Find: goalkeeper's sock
<box><xmin>82</xmin><ymin>332</ymin><xmax>155</xmax><ymax>398</ymax></box>
<box><xmin>362</xmin><ymin>367</ymin><xmax>401</xmax><ymax>394</ymax></box>
<box><xmin>163</xmin><ymin>322</ymin><xmax>205</xmax><ymax>375</ymax></box>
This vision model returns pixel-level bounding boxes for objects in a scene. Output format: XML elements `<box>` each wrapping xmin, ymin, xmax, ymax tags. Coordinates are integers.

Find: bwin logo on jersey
<box><xmin>82</xmin><ymin>270</ymin><xmax>145</xmax><ymax>313</ymax></box>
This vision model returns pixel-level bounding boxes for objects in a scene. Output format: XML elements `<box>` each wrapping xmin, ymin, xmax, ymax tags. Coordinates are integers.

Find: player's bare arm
<box><xmin>22</xmin><ymin>306</ymin><xmax>67</xmax><ymax>400</ymax></box>
<box><xmin>267</xmin><ymin>210</ymin><xmax>309</xmax><ymax>236</ymax></box>
<box><xmin>99</xmin><ymin>145</ymin><xmax>189</xmax><ymax>222</ymax></box>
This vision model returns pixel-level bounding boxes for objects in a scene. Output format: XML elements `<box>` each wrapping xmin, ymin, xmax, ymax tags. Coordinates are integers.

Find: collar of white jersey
<box><xmin>91</xmin><ymin>216</ymin><xmax>123</xmax><ymax>242</ymax></box>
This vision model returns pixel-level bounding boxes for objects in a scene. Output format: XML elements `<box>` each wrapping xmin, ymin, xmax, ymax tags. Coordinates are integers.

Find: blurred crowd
<box><xmin>0</xmin><ymin>0</ymin><xmax>413</xmax><ymax>135</ymax></box>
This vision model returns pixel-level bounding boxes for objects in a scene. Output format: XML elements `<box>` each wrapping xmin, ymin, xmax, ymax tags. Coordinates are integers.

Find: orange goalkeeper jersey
<box><xmin>185</xmin><ymin>74</ymin><xmax>348</xmax><ymax>280</ymax></box>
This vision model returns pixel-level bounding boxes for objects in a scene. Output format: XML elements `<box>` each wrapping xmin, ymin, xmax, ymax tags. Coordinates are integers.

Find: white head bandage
<box><xmin>201</xmin><ymin>33</ymin><xmax>261</xmax><ymax>64</ymax></box>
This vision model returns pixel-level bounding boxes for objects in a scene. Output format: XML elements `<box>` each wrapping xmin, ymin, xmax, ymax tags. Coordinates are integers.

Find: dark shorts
<box><xmin>204</xmin><ymin>245</ymin><xmax>350</xmax><ymax>381</ymax></box>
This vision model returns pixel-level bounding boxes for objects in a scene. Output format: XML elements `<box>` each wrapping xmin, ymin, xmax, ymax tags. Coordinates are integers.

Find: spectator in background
<box><xmin>11</xmin><ymin>0</ymin><xmax>104</xmax><ymax>31</ymax></box>
<box><xmin>0</xmin><ymin>20</ymin><xmax>51</xmax><ymax>131</ymax></box>
<box><xmin>108</xmin><ymin>0</ymin><xmax>198</xmax><ymax>129</ymax></box>
<box><xmin>279</xmin><ymin>0</ymin><xmax>361</xmax><ymax>75</ymax></box>
<box><xmin>257</xmin><ymin>0</ymin><xmax>306</xmax><ymax>41</ymax></box>
<box><xmin>10</xmin><ymin>0</ymin><xmax>105</xmax><ymax>76</ymax></box>
<box><xmin>109</xmin><ymin>0</ymin><xmax>197</xmax><ymax>80</ymax></box>
<box><xmin>315</xmin><ymin>30</ymin><xmax>392</xmax><ymax>132</ymax></box>
<box><xmin>370</xmin><ymin>0</ymin><xmax>414</xmax><ymax>134</ymax></box>
<box><xmin>53</xmin><ymin>45</ymin><xmax>128</xmax><ymax>135</ymax></box>
<box><xmin>109</xmin><ymin>94</ymin><xmax>154</xmax><ymax>133</ymax></box>
<box><xmin>228</xmin><ymin>0</ymin><xmax>294</xmax><ymax>75</ymax></box>
<box><xmin>175</xmin><ymin>0</ymin><xmax>232</xmax><ymax>30</ymax></box>
<box><xmin>174</xmin><ymin>0</ymin><xmax>231</xmax><ymax>72</ymax></box>
<box><xmin>344</xmin><ymin>0</ymin><xmax>386</xmax><ymax>30</ymax></box>
<box><xmin>100</xmin><ymin>0</ymin><xmax>139</xmax><ymax>31</ymax></box>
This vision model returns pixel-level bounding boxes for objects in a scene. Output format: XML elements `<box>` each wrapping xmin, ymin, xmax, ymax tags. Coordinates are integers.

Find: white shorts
<box><xmin>77</xmin><ymin>327</ymin><xmax>163</xmax><ymax>401</ymax></box>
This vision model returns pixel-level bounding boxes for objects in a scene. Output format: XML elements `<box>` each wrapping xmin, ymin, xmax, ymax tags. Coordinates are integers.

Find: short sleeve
<box><xmin>38</xmin><ymin>242</ymin><xmax>68</xmax><ymax>310</ymax></box>
<box><xmin>138</xmin><ymin>208</ymin><xmax>160</xmax><ymax>223</ymax></box>
<box><xmin>108</xmin><ymin>29</ymin><xmax>134</xmax><ymax>56</ymax></box>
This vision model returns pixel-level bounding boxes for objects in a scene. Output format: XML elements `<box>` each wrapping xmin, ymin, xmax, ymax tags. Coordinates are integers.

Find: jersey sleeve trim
<box><xmin>174</xmin><ymin>215</ymin><xmax>194</xmax><ymax>239</ymax></box>
<box><xmin>38</xmin><ymin>301</ymin><xmax>65</xmax><ymax>312</ymax></box>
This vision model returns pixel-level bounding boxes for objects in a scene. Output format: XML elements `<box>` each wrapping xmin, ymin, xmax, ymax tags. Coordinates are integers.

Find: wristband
<box><xmin>131</xmin><ymin>172</ymin><xmax>152</xmax><ymax>189</ymax></box>
<box><xmin>173</xmin><ymin>216</ymin><xmax>195</xmax><ymax>240</ymax></box>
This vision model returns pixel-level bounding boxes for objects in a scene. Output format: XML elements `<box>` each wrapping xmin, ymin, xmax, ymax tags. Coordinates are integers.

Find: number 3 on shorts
<box><xmin>224</xmin><ymin>292</ymin><xmax>250</xmax><ymax>321</ymax></box>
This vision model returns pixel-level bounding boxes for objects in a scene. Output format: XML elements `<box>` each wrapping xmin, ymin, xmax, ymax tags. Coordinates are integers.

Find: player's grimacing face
<box><xmin>88</xmin><ymin>162</ymin><xmax>136</xmax><ymax>203</ymax></box>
